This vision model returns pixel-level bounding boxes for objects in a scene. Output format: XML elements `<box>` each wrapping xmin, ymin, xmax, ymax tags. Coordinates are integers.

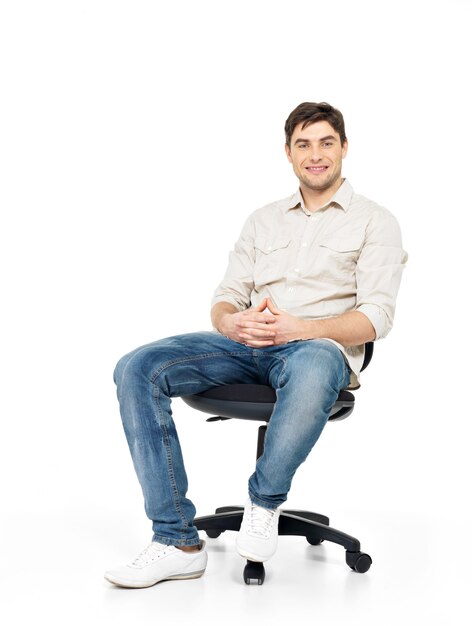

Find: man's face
<box><xmin>285</xmin><ymin>120</ymin><xmax>348</xmax><ymax>194</ymax></box>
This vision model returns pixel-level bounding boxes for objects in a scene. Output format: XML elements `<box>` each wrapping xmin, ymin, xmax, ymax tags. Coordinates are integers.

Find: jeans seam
<box><xmin>339</xmin><ymin>356</ymin><xmax>351</xmax><ymax>389</ymax></box>
<box><xmin>148</xmin><ymin>351</ymin><xmax>249</xmax><ymax>385</ymax></box>
<box><xmin>152</xmin><ymin>383</ymin><xmax>191</xmax><ymax>539</ymax></box>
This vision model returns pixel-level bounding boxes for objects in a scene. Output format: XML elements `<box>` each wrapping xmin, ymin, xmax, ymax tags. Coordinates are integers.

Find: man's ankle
<box><xmin>177</xmin><ymin>543</ymin><xmax>201</xmax><ymax>553</ymax></box>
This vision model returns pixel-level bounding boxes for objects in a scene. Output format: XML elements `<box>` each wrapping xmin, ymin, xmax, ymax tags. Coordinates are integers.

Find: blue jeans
<box><xmin>114</xmin><ymin>331</ymin><xmax>351</xmax><ymax>547</ymax></box>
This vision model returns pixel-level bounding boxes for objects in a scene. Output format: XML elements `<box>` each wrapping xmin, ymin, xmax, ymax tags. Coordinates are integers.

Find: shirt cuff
<box><xmin>211</xmin><ymin>295</ymin><xmax>247</xmax><ymax>312</ymax></box>
<box><xmin>356</xmin><ymin>303</ymin><xmax>389</xmax><ymax>340</ymax></box>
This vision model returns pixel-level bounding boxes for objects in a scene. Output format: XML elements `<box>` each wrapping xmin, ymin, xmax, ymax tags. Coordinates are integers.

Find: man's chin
<box><xmin>302</xmin><ymin>178</ymin><xmax>335</xmax><ymax>192</ymax></box>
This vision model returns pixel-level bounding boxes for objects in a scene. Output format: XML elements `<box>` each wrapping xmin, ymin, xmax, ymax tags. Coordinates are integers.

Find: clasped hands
<box><xmin>219</xmin><ymin>298</ymin><xmax>307</xmax><ymax>347</ymax></box>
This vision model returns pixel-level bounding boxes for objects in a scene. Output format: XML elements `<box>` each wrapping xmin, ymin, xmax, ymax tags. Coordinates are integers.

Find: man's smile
<box><xmin>305</xmin><ymin>165</ymin><xmax>329</xmax><ymax>173</ymax></box>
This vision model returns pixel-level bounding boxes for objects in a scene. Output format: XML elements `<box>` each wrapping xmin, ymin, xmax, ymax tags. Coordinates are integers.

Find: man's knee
<box><xmin>284</xmin><ymin>340</ymin><xmax>347</xmax><ymax>389</ymax></box>
<box><xmin>113</xmin><ymin>333</ymin><xmax>203</xmax><ymax>389</ymax></box>
<box><xmin>114</xmin><ymin>349</ymin><xmax>138</xmax><ymax>390</ymax></box>
<box><xmin>113</xmin><ymin>343</ymin><xmax>164</xmax><ymax>390</ymax></box>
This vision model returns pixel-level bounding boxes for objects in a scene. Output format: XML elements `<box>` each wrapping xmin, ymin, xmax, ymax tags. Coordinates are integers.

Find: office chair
<box><xmin>182</xmin><ymin>342</ymin><xmax>374</xmax><ymax>585</ymax></box>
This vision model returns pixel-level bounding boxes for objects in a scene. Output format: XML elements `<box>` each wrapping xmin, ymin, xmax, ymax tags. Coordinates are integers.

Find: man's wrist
<box><xmin>211</xmin><ymin>302</ymin><xmax>238</xmax><ymax>333</ymax></box>
<box><xmin>216</xmin><ymin>312</ymin><xmax>231</xmax><ymax>335</ymax></box>
<box><xmin>297</xmin><ymin>318</ymin><xmax>320</xmax><ymax>341</ymax></box>
<box><xmin>296</xmin><ymin>318</ymin><xmax>309</xmax><ymax>341</ymax></box>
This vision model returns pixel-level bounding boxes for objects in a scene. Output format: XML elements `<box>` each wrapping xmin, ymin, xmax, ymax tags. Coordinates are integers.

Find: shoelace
<box><xmin>247</xmin><ymin>504</ymin><xmax>277</xmax><ymax>538</ymax></box>
<box><xmin>130</xmin><ymin>542</ymin><xmax>169</xmax><ymax>567</ymax></box>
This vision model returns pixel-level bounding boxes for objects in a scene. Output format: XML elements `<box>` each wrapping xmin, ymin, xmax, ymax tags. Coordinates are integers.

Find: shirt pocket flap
<box><xmin>318</xmin><ymin>236</ymin><xmax>363</xmax><ymax>253</ymax></box>
<box><xmin>254</xmin><ymin>237</ymin><xmax>291</xmax><ymax>255</ymax></box>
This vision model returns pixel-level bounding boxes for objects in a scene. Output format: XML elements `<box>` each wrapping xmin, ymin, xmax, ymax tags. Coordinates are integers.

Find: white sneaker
<box><xmin>104</xmin><ymin>540</ymin><xmax>207</xmax><ymax>588</ymax></box>
<box><xmin>236</xmin><ymin>499</ymin><xmax>280</xmax><ymax>562</ymax></box>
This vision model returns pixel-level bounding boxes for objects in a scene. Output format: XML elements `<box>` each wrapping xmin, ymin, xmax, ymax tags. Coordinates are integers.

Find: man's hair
<box><xmin>284</xmin><ymin>102</ymin><xmax>347</xmax><ymax>147</ymax></box>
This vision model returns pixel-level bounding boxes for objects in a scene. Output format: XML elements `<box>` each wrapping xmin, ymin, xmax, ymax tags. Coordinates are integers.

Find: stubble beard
<box><xmin>298</xmin><ymin>166</ymin><xmax>342</xmax><ymax>193</ymax></box>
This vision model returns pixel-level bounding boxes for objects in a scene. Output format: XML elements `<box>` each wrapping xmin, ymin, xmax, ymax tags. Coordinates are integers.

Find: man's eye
<box><xmin>322</xmin><ymin>142</ymin><xmax>333</xmax><ymax>148</ymax></box>
<box><xmin>298</xmin><ymin>143</ymin><xmax>308</xmax><ymax>149</ymax></box>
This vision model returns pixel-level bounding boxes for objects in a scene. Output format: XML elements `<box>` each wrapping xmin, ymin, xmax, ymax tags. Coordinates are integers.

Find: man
<box><xmin>104</xmin><ymin>102</ymin><xmax>407</xmax><ymax>588</ymax></box>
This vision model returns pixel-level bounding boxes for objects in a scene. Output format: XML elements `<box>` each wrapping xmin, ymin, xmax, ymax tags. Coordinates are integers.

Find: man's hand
<box><xmin>214</xmin><ymin>299</ymin><xmax>277</xmax><ymax>347</ymax></box>
<box><xmin>213</xmin><ymin>298</ymin><xmax>306</xmax><ymax>347</ymax></box>
<box><xmin>264</xmin><ymin>298</ymin><xmax>306</xmax><ymax>345</ymax></box>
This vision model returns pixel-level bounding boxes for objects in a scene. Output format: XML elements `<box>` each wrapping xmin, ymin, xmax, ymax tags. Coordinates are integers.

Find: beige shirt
<box><xmin>212</xmin><ymin>179</ymin><xmax>407</xmax><ymax>388</ymax></box>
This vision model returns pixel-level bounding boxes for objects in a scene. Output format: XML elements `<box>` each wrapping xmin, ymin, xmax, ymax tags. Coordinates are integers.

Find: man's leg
<box><xmin>237</xmin><ymin>339</ymin><xmax>350</xmax><ymax>561</ymax></box>
<box><xmin>113</xmin><ymin>331</ymin><xmax>258</xmax><ymax>547</ymax></box>
<box><xmin>106</xmin><ymin>331</ymin><xmax>263</xmax><ymax>587</ymax></box>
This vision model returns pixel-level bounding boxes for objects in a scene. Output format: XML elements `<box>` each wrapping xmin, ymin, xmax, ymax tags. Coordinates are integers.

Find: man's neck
<box><xmin>300</xmin><ymin>177</ymin><xmax>344</xmax><ymax>212</ymax></box>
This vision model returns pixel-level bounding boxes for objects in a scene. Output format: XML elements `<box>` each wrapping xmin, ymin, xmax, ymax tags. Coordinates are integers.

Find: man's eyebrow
<box><xmin>294</xmin><ymin>135</ymin><xmax>338</xmax><ymax>144</ymax></box>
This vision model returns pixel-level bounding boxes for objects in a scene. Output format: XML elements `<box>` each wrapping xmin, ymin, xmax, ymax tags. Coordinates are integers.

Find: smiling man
<box><xmin>287</xmin><ymin>120</ymin><xmax>347</xmax><ymax>197</ymax></box>
<box><xmin>105</xmin><ymin>102</ymin><xmax>407</xmax><ymax>588</ymax></box>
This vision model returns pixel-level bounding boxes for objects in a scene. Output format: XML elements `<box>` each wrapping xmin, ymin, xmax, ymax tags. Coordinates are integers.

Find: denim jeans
<box><xmin>114</xmin><ymin>331</ymin><xmax>351</xmax><ymax>547</ymax></box>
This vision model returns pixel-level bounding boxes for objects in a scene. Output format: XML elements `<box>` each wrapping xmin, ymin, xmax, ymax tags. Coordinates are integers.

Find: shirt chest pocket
<box><xmin>254</xmin><ymin>237</ymin><xmax>291</xmax><ymax>285</ymax></box>
<box><xmin>315</xmin><ymin>236</ymin><xmax>363</xmax><ymax>280</ymax></box>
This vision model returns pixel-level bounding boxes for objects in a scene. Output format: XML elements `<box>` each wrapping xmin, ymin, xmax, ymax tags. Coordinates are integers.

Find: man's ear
<box><xmin>342</xmin><ymin>139</ymin><xmax>348</xmax><ymax>159</ymax></box>
<box><xmin>285</xmin><ymin>143</ymin><xmax>293</xmax><ymax>163</ymax></box>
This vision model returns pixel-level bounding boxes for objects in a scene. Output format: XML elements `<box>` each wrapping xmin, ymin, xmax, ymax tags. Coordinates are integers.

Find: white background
<box><xmin>1</xmin><ymin>0</ymin><xmax>471</xmax><ymax>624</ymax></box>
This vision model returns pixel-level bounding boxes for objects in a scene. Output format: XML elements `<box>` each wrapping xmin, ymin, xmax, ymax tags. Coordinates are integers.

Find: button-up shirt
<box><xmin>212</xmin><ymin>179</ymin><xmax>407</xmax><ymax>387</ymax></box>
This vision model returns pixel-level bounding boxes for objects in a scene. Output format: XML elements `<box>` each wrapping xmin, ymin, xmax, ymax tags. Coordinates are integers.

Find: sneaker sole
<box><xmin>236</xmin><ymin>546</ymin><xmax>272</xmax><ymax>563</ymax></box>
<box><xmin>104</xmin><ymin>569</ymin><xmax>206</xmax><ymax>589</ymax></box>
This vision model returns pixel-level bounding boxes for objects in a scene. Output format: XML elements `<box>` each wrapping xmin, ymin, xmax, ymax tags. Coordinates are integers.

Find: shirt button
<box><xmin>301</xmin><ymin>242</ymin><xmax>307</xmax><ymax>248</ymax></box>
<box><xmin>294</xmin><ymin>268</ymin><xmax>300</xmax><ymax>273</ymax></box>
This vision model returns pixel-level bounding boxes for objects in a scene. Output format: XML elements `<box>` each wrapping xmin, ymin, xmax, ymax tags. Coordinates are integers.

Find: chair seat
<box><xmin>182</xmin><ymin>384</ymin><xmax>355</xmax><ymax>422</ymax></box>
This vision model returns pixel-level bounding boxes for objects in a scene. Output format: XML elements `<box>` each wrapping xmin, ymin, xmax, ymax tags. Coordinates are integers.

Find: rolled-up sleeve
<box><xmin>355</xmin><ymin>208</ymin><xmax>408</xmax><ymax>339</ymax></box>
<box><xmin>211</xmin><ymin>216</ymin><xmax>256</xmax><ymax>311</ymax></box>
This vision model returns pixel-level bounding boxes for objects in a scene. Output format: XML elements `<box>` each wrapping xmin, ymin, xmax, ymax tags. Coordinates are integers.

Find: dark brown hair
<box><xmin>284</xmin><ymin>102</ymin><xmax>347</xmax><ymax>147</ymax></box>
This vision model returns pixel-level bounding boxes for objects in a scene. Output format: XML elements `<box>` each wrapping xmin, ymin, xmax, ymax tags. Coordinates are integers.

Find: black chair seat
<box><xmin>183</xmin><ymin>384</ymin><xmax>355</xmax><ymax>422</ymax></box>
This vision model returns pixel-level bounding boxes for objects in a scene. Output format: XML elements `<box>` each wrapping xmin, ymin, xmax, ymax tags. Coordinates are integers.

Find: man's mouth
<box><xmin>305</xmin><ymin>166</ymin><xmax>328</xmax><ymax>174</ymax></box>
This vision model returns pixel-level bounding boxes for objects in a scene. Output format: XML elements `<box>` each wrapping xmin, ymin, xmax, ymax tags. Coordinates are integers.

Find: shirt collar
<box><xmin>283</xmin><ymin>178</ymin><xmax>354</xmax><ymax>214</ymax></box>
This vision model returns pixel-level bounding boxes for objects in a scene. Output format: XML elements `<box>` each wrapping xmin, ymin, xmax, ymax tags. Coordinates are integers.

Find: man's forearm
<box><xmin>299</xmin><ymin>311</ymin><xmax>376</xmax><ymax>346</ymax></box>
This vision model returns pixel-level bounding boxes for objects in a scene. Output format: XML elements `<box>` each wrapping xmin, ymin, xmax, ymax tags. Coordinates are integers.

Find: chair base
<box><xmin>194</xmin><ymin>505</ymin><xmax>372</xmax><ymax>584</ymax></box>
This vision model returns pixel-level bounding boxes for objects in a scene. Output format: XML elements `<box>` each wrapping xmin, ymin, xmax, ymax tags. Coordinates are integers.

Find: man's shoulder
<box><xmin>349</xmin><ymin>190</ymin><xmax>398</xmax><ymax>222</ymax></box>
<box><xmin>248</xmin><ymin>193</ymin><xmax>297</xmax><ymax>220</ymax></box>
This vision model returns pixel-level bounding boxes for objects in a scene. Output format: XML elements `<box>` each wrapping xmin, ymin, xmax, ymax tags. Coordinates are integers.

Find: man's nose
<box><xmin>308</xmin><ymin>147</ymin><xmax>322</xmax><ymax>161</ymax></box>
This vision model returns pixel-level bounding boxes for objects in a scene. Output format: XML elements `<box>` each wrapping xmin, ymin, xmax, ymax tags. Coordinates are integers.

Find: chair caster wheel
<box><xmin>205</xmin><ymin>529</ymin><xmax>223</xmax><ymax>538</ymax></box>
<box><xmin>346</xmin><ymin>550</ymin><xmax>372</xmax><ymax>573</ymax></box>
<box><xmin>306</xmin><ymin>536</ymin><xmax>324</xmax><ymax>545</ymax></box>
<box><xmin>243</xmin><ymin>560</ymin><xmax>265</xmax><ymax>585</ymax></box>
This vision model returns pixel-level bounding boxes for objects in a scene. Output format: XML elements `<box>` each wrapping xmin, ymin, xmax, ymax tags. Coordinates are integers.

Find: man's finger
<box><xmin>238</xmin><ymin>328</ymin><xmax>276</xmax><ymax>341</ymax></box>
<box><xmin>243</xmin><ymin>338</ymin><xmax>275</xmax><ymax>347</ymax></box>
<box><xmin>252</xmin><ymin>298</ymin><xmax>269</xmax><ymax>312</ymax></box>
<box><xmin>265</xmin><ymin>298</ymin><xmax>280</xmax><ymax>315</ymax></box>
<box><xmin>241</xmin><ymin>312</ymin><xmax>276</xmax><ymax>323</ymax></box>
<box><xmin>238</xmin><ymin>320</ymin><xmax>276</xmax><ymax>332</ymax></box>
